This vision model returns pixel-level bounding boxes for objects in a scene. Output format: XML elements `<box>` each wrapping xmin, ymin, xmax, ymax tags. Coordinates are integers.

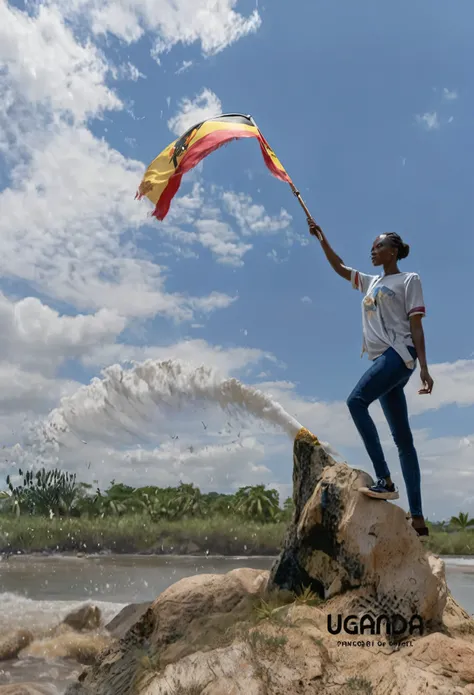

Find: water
<box><xmin>34</xmin><ymin>360</ymin><xmax>304</xmax><ymax>450</ymax></box>
<box><xmin>0</xmin><ymin>554</ymin><xmax>473</xmax><ymax>692</ymax></box>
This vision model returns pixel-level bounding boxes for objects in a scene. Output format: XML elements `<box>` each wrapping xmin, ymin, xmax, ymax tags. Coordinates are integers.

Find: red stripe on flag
<box><xmin>257</xmin><ymin>133</ymin><xmax>292</xmax><ymax>183</ymax></box>
<box><xmin>153</xmin><ymin>128</ymin><xmax>259</xmax><ymax>220</ymax></box>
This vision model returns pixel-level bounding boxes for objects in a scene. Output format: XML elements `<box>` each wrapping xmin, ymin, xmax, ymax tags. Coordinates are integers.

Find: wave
<box><xmin>0</xmin><ymin>592</ymin><xmax>126</xmax><ymax>634</ymax></box>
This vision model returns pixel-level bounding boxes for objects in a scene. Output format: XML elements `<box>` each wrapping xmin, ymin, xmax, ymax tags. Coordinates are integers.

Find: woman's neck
<box><xmin>383</xmin><ymin>263</ymin><xmax>401</xmax><ymax>276</ymax></box>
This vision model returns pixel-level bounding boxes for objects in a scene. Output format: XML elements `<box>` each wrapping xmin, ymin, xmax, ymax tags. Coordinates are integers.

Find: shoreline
<box><xmin>2</xmin><ymin>549</ymin><xmax>474</xmax><ymax>565</ymax></box>
<box><xmin>2</xmin><ymin>515</ymin><xmax>474</xmax><ymax>558</ymax></box>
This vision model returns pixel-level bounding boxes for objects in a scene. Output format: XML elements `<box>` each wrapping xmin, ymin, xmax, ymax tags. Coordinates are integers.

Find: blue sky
<box><xmin>0</xmin><ymin>0</ymin><xmax>472</xmax><ymax>520</ymax></box>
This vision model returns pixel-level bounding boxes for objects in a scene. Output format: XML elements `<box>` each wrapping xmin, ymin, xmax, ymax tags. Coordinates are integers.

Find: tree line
<box><xmin>0</xmin><ymin>468</ymin><xmax>294</xmax><ymax>523</ymax></box>
<box><xmin>1</xmin><ymin>468</ymin><xmax>473</xmax><ymax>530</ymax></box>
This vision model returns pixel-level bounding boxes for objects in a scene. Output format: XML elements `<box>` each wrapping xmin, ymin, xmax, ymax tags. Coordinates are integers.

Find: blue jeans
<box><xmin>346</xmin><ymin>346</ymin><xmax>423</xmax><ymax>517</ymax></box>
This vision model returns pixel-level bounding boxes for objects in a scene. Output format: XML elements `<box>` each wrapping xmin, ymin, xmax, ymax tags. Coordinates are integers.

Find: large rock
<box><xmin>0</xmin><ymin>630</ymin><xmax>34</xmax><ymax>661</ymax></box>
<box><xmin>66</xmin><ymin>567</ymin><xmax>268</xmax><ymax>695</ymax></box>
<box><xmin>62</xmin><ymin>605</ymin><xmax>102</xmax><ymax>632</ymax></box>
<box><xmin>105</xmin><ymin>602</ymin><xmax>151</xmax><ymax>640</ymax></box>
<box><xmin>64</xmin><ymin>427</ymin><xmax>473</xmax><ymax>695</ymax></box>
<box><xmin>268</xmin><ymin>427</ymin><xmax>447</xmax><ymax>635</ymax></box>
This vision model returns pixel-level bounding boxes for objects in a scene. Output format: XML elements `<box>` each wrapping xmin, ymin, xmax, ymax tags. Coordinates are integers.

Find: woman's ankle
<box><xmin>411</xmin><ymin>514</ymin><xmax>425</xmax><ymax>527</ymax></box>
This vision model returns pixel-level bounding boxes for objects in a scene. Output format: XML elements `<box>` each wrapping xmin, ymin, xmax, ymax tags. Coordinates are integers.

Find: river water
<box><xmin>1</xmin><ymin>554</ymin><xmax>473</xmax><ymax>692</ymax></box>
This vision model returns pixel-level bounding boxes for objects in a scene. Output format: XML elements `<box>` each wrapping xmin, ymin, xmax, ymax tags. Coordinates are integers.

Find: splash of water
<box><xmin>34</xmin><ymin>360</ymin><xmax>303</xmax><ymax>450</ymax></box>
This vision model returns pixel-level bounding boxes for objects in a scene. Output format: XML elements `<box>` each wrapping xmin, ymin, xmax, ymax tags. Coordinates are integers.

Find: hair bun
<box><xmin>399</xmin><ymin>243</ymin><xmax>410</xmax><ymax>260</ymax></box>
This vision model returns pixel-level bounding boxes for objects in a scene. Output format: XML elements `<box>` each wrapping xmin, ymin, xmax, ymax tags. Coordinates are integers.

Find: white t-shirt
<box><xmin>348</xmin><ymin>269</ymin><xmax>426</xmax><ymax>369</ymax></box>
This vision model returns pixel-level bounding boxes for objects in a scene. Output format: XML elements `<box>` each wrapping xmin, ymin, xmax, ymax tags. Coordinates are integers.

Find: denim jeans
<box><xmin>346</xmin><ymin>346</ymin><xmax>423</xmax><ymax>517</ymax></box>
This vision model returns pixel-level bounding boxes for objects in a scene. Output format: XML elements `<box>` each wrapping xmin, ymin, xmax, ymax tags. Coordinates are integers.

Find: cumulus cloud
<box><xmin>81</xmin><ymin>339</ymin><xmax>273</xmax><ymax>373</ymax></box>
<box><xmin>168</xmin><ymin>88</ymin><xmax>222</xmax><ymax>135</ymax></box>
<box><xmin>222</xmin><ymin>191</ymin><xmax>292</xmax><ymax>236</ymax></box>
<box><xmin>0</xmin><ymin>293</ymin><xmax>126</xmax><ymax>374</ymax></box>
<box><xmin>56</xmin><ymin>0</ymin><xmax>261</xmax><ymax>57</ymax></box>
<box><xmin>0</xmin><ymin>3</ymin><xmax>121</xmax><ymax>123</ymax></box>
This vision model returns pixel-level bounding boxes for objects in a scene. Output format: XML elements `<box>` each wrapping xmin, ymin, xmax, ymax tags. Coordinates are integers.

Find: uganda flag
<box><xmin>136</xmin><ymin>113</ymin><xmax>292</xmax><ymax>220</ymax></box>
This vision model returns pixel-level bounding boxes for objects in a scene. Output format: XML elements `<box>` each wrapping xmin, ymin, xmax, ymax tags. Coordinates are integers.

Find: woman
<box><xmin>308</xmin><ymin>220</ymin><xmax>433</xmax><ymax>537</ymax></box>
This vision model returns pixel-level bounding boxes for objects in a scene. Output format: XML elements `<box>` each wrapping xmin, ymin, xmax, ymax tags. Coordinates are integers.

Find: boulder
<box><xmin>64</xmin><ymin>427</ymin><xmax>473</xmax><ymax>695</ymax></box>
<box><xmin>62</xmin><ymin>605</ymin><xmax>102</xmax><ymax>632</ymax></box>
<box><xmin>105</xmin><ymin>602</ymin><xmax>151</xmax><ymax>639</ymax></box>
<box><xmin>268</xmin><ymin>428</ymin><xmax>447</xmax><ymax>636</ymax></box>
<box><xmin>65</xmin><ymin>567</ymin><xmax>268</xmax><ymax>695</ymax></box>
<box><xmin>0</xmin><ymin>630</ymin><xmax>34</xmax><ymax>661</ymax></box>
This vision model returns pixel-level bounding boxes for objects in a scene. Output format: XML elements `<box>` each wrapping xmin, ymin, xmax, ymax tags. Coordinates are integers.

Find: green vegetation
<box><xmin>345</xmin><ymin>677</ymin><xmax>374</xmax><ymax>694</ymax></box>
<box><xmin>0</xmin><ymin>468</ymin><xmax>473</xmax><ymax>555</ymax></box>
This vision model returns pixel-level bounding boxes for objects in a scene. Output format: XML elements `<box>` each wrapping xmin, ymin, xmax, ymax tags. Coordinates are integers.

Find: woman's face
<box><xmin>371</xmin><ymin>234</ymin><xmax>395</xmax><ymax>267</ymax></box>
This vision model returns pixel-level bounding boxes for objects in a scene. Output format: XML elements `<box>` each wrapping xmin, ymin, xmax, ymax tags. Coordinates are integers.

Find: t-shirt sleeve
<box><xmin>405</xmin><ymin>273</ymin><xmax>426</xmax><ymax>317</ymax></box>
<box><xmin>349</xmin><ymin>268</ymin><xmax>377</xmax><ymax>294</ymax></box>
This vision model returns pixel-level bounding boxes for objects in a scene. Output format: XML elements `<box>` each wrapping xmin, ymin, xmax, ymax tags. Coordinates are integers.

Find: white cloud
<box><xmin>55</xmin><ymin>0</ymin><xmax>261</xmax><ymax>56</ymax></box>
<box><xmin>168</xmin><ymin>88</ymin><xmax>222</xmax><ymax>136</ymax></box>
<box><xmin>82</xmin><ymin>339</ymin><xmax>272</xmax><ymax>374</ymax></box>
<box><xmin>176</xmin><ymin>60</ymin><xmax>193</xmax><ymax>75</ymax></box>
<box><xmin>0</xmin><ymin>293</ymin><xmax>126</xmax><ymax>375</ymax></box>
<box><xmin>267</xmin><ymin>249</ymin><xmax>287</xmax><ymax>264</ymax></box>
<box><xmin>404</xmin><ymin>359</ymin><xmax>474</xmax><ymax>415</ymax></box>
<box><xmin>120</xmin><ymin>437</ymin><xmax>270</xmax><ymax>491</ymax></box>
<box><xmin>416</xmin><ymin>112</ymin><xmax>440</xmax><ymax>131</ymax></box>
<box><xmin>64</xmin><ymin>0</ymin><xmax>262</xmax><ymax>57</ymax></box>
<box><xmin>222</xmin><ymin>191</ymin><xmax>292</xmax><ymax>236</ymax></box>
<box><xmin>194</xmin><ymin>219</ymin><xmax>252</xmax><ymax>266</ymax></box>
<box><xmin>0</xmin><ymin>123</ymin><xmax>235</xmax><ymax>320</ymax></box>
<box><xmin>300</xmin><ymin>296</ymin><xmax>312</xmax><ymax>304</ymax></box>
<box><xmin>0</xmin><ymin>3</ymin><xmax>121</xmax><ymax>124</ymax></box>
<box><xmin>112</xmin><ymin>62</ymin><xmax>146</xmax><ymax>82</ymax></box>
<box><xmin>443</xmin><ymin>88</ymin><xmax>458</xmax><ymax>101</ymax></box>
<box><xmin>0</xmin><ymin>365</ymin><xmax>79</xmax><ymax>416</ymax></box>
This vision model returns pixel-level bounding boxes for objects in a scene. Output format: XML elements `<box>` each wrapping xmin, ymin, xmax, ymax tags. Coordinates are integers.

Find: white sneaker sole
<box><xmin>358</xmin><ymin>486</ymin><xmax>399</xmax><ymax>501</ymax></box>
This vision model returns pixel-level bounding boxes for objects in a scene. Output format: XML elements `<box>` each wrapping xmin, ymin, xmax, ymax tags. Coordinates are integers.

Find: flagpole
<box><xmin>247</xmin><ymin>115</ymin><xmax>322</xmax><ymax>241</ymax></box>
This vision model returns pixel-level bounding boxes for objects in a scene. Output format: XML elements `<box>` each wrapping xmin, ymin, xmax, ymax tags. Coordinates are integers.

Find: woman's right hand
<box><xmin>308</xmin><ymin>218</ymin><xmax>323</xmax><ymax>241</ymax></box>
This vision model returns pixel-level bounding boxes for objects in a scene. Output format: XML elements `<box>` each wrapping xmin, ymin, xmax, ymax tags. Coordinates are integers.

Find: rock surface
<box><xmin>66</xmin><ymin>568</ymin><xmax>269</xmax><ymax>694</ymax></box>
<box><xmin>0</xmin><ymin>685</ymin><xmax>57</xmax><ymax>695</ymax></box>
<box><xmin>269</xmin><ymin>428</ymin><xmax>447</xmax><ymax>635</ymax></box>
<box><xmin>64</xmin><ymin>427</ymin><xmax>474</xmax><ymax>695</ymax></box>
<box><xmin>0</xmin><ymin>630</ymin><xmax>34</xmax><ymax>662</ymax></box>
<box><xmin>62</xmin><ymin>605</ymin><xmax>102</xmax><ymax>633</ymax></box>
<box><xmin>105</xmin><ymin>602</ymin><xmax>151</xmax><ymax>639</ymax></box>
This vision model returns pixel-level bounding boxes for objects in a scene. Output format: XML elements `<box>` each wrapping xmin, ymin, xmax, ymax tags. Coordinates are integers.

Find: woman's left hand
<box><xmin>419</xmin><ymin>366</ymin><xmax>434</xmax><ymax>395</ymax></box>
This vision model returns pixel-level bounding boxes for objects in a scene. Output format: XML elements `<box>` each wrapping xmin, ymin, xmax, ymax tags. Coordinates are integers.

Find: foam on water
<box><xmin>0</xmin><ymin>591</ymin><xmax>125</xmax><ymax>634</ymax></box>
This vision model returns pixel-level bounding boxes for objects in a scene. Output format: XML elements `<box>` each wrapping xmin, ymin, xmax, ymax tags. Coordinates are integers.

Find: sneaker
<box><xmin>358</xmin><ymin>478</ymin><xmax>399</xmax><ymax>501</ymax></box>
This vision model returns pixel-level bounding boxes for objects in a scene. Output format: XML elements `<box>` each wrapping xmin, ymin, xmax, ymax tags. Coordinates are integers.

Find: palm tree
<box><xmin>234</xmin><ymin>485</ymin><xmax>280</xmax><ymax>523</ymax></box>
<box><xmin>449</xmin><ymin>512</ymin><xmax>474</xmax><ymax>531</ymax></box>
<box><xmin>172</xmin><ymin>483</ymin><xmax>207</xmax><ymax>518</ymax></box>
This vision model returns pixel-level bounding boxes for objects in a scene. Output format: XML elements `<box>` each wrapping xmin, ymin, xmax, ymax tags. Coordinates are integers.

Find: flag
<box><xmin>136</xmin><ymin>113</ymin><xmax>292</xmax><ymax>220</ymax></box>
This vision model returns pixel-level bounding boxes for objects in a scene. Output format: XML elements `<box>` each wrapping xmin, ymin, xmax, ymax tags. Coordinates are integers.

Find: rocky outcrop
<box><xmin>64</xmin><ymin>427</ymin><xmax>474</xmax><ymax>695</ymax></box>
<box><xmin>269</xmin><ymin>428</ymin><xmax>447</xmax><ymax>635</ymax></box>
<box><xmin>0</xmin><ymin>630</ymin><xmax>34</xmax><ymax>661</ymax></box>
<box><xmin>65</xmin><ymin>584</ymin><xmax>474</xmax><ymax>695</ymax></box>
<box><xmin>105</xmin><ymin>602</ymin><xmax>151</xmax><ymax>640</ymax></box>
<box><xmin>66</xmin><ymin>568</ymin><xmax>269</xmax><ymax>695</ymax></box>
<box><xmin>62</xmin><ymin>605</ymin><xmax>102</xmax><ymax>632</ymax></box>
